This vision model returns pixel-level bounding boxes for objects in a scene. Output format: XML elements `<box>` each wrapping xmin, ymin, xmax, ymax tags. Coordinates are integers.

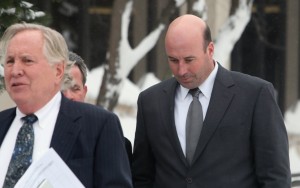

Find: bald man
<box><xmin>132</xmin><ymin>14</ymin><xmax>290</xmax><ymax>188</ymax></box>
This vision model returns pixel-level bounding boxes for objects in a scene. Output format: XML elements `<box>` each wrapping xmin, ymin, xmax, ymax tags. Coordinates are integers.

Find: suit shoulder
<box><xmin>62</xmin><ymin>99</ymin><xmax>118</xmax><ymax>120</ymax></box>
<box><xmin>230</xmin><ymin>70</ymin><xmax>271</xmax><ymax>87</ymax></box>
<box><xmin>140</xmin><ymin>77</ymin><xmax>175</xmax><ymax>95</ymax></box>
<box><xmin>0</xmin><ymin>107</ymin><xmax>16</xmax><ymax>117</ymax></box>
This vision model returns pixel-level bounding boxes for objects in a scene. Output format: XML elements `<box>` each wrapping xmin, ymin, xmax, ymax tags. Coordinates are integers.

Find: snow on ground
<box><xmin>285</xmin><ymin>101</ymin><xmax>300</xmax><ymax>173</ymax></box>
<box><xmin>85</xmin><ymin>66</ymin><xmax>159</xmax><ymax>144</ymax></box>
<box><xmin>290</xmin><ymin>146</ymin><xmax>300</xmax><ymax>173</ymax></box>
<box><xmin>285</xmin><ymin>101</ymin><xmax>300</xmax><ymax>135</ymax></box>
<box><xmin>86</xmin><ymin>66</ymin><xmax>300</xmax><ymax>173</ymax></box>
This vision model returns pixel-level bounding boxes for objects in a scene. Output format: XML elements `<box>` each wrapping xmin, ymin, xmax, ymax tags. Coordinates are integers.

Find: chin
<box><xmin>10</xmin><ymin>94</ymin><xmax>29</xmax><ymax>105</ymax></box>
<box><xmin>180</xmin><ymin>83</ymin><xmax>194</xmax><ymax>89</ymax></box>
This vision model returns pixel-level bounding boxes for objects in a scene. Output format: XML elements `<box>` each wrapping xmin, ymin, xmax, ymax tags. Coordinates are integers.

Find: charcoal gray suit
<box><xmin>132</xmin><ymin>64</ymin><xmax>291</xmax><ymax>188</ymax></box>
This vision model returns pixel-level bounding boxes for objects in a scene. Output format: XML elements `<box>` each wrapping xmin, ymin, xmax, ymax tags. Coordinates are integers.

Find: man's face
<box><xmin>4</xmin><ymin>30</ymin><xmax>64</xmax><ymax>113</ymax></box>
<box><xmin>165</xmin><ymin>35</ymin><xmax>214</xmax><ymax>89</ymax></box>
<box><xmin>63</xmin><ymin>65</ymin><xmax>87</xmax><ymax>102</ymax></box>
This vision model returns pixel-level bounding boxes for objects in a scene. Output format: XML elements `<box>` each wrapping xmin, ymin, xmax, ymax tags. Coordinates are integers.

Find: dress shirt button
<box><xmin>186</xmin><ymin>177</ymin><xmax>193</xmax><ymax>184</ymax></box>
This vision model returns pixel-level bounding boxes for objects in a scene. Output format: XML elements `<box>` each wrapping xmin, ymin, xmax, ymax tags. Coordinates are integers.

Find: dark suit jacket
<box><xmin>132</xmin><ymin>64</ymin><xmax>291</xmax><ymax>188</ymax></box>
<box><xmin>125</xmin><ymin>137</ymin><xmax>133</xmax><ymax>166</ymax></box>
<box><xmin>0</xmin><ymin>95</ymin><xmax>133</xmax><ymax>188</ymax></box>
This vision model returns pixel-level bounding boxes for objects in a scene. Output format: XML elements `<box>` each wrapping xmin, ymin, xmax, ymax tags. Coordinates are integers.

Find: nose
<box><xmin>11</xmin><ymin>61</ymin><xmax>24</xmax><ymax>77</ymax></box>
<box><xmin>177</xmin><ymin>61</ymin><xmax>187</xmax><ymax>76</ymax></box>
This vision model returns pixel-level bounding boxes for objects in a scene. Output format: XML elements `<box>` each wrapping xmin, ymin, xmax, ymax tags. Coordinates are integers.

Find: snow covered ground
<box><xmin>285</xmin><ymin>101</ymin><xmax>300</xmax><ymax>173</ymax></box>
<box><xmin>86</xmin><ymin>66</ymin><xmax>300</xmax><ymax>174</ymax></box>
<box><xmin>85</xmin><ymin>66</ymin><xmax>159</xmax><ymax>145</ymax></box>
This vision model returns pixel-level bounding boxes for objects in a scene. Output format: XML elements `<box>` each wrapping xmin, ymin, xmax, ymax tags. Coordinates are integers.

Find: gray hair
<box><xmin>61</xmin><ymin>52</ymin><xmax>88</xmax><ymax>91</ymax></box>
<box><xmin>69</xmin><ymin>51</ymin><xmax>88</xmax><ymax>84</ymax></box>
<box><xmin>0</xmin><ymin>22</ymin><xmax>69</xmax><ymax>66</ymax></box>
<box><xmin>0</xmin><ymin>22</ymin><xmax>71</xmax><ymax>87</ymax></box>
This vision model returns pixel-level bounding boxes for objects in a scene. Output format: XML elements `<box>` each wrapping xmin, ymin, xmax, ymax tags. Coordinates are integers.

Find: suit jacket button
<box><xmin>186</xmin><ymin>177</ymin><xmax>193</xmax><ymax>184</ymax></box>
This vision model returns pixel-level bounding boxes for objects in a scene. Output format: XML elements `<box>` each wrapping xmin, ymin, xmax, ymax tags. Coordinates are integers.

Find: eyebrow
<box><xmin>167</xmin><ymin>56</ymin><xmax>196</xmax><ymax>59</ymax></box>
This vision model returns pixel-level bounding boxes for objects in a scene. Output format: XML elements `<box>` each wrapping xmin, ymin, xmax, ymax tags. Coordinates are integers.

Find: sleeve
<box><xmin>132</xmin><ymin>94</ymin><xmax>156</xmax><ymax>188</ymax></box>
<box><xmin>252</xmin><ymin>82</ymin><xmax>291</xmax><ymax>188</ymax></box>
<box><xmin>95</xmin><ymin>112</ymin><xmax>133</xmax><ymax>188</ymax></box>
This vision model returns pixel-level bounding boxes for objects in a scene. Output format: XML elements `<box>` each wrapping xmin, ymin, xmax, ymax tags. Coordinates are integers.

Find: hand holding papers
<box><xmin>15</xmin><ymin>148</ymin><xmax>85</xmax><ymax>188</ymax></box>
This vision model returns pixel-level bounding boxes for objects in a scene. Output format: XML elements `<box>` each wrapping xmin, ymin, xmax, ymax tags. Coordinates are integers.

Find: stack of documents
<box><xmin>15</xmin><ymin>148</ymin><xmax>85</xmax><ymax>188</ymax></box>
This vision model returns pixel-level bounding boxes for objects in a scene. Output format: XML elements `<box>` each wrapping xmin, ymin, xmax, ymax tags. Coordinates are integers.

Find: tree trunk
<box><xmin>96</xmin><ymin>0</ymin><xmax>177</xmax><ymax>111</ymax></box>
<box><xmin>96</xmin><ymin>0</ymin><xmax>128</xmax><ymax>110</ymax></box>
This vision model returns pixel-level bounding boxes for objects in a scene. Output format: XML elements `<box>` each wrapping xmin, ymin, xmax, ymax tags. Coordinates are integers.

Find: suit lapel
<box><xmin>192</xmin><ymin>65</ymin><xmax>235</xmax><ymax>164</ymax></box>
<box><xmin>0</xmin><ymin>97</ymin><xmax>81</xmax><ymax>162</ymax></box>
<box><xmin>50</xmin><ymin>96</ymin><xmax>82</xmax><ymax>161</ymax></box>
<box><xmin>0</xmin><ymin>108</ymin><xmax>16</xmax><ymax>145</ymax></box>
<box><xmin>162</xmin><ymin>78</ymin><xmax>189</xmax><ymax>166</ymax></box>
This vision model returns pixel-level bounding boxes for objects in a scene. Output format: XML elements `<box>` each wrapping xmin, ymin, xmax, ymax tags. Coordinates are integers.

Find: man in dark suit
<box><xmin>62</xmin><ymin>51</ymin><xmax>133</xmax><ymax>165</ymax></box>
<box><xmin>62</xmin><ymin>51</ymin><xmax>88</xmax><ymax>102</ymax></box>
<box><xmin>0</xmin><ymin>23</ymin><xmax>132</xmax><ymax>188</ymax></box>
<box><xmin>132</xmin><ymin>14</ymin><xmax>291</xmax><ymax>188</ymax></box>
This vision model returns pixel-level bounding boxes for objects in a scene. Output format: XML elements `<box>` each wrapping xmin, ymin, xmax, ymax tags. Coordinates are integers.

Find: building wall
<box><xmin>0</xmin><ymin>91</ymin><xmax>15</xmax><ymax>111</ymax></box>
<box><xmin>285</xmin><ymin>0</ymin><xmax>300</xmax><ymax>110</ymax></box>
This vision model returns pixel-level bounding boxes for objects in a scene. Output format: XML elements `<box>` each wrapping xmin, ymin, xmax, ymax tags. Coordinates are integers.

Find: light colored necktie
<box><xmin>186</xmin><ymin>88</ymin><xmax>203</xmax><ymax>165</ymax></box>
<box><xmin>3</xmin><ymin>114</ymin><xmax>37</xmax><ymax>188</ymax></box>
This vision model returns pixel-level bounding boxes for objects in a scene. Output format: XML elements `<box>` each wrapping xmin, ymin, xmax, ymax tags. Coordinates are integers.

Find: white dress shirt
<box><xmin>174</xmin><ymin>63</ymin><xmax>218</xmax><ymax>156</ymax></box>
<box><xmin>0</xmin><ymin>92</ymin><xmax>61</xmax><ymax>187</ymax></box>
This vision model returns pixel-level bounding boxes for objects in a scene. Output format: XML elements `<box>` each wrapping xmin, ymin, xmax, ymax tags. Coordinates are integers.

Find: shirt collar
<box><xmin>200</xmin><ymin>62</ymin><xmax>218</xmax><ymax>99</ymax></box>
<box><xmin>16</xmin><ymin>92</ymin><xmax>62</xmax><ymax>128</ymax></box>
<box><xmin>15</xmin><ymin>109</ymin><xmax>25</xmax><ymax>124</ymax></box>
<box><xmin>178</xmin><ymin>62</ymin><xmax>219</xmax><ymax>100</ymax></box>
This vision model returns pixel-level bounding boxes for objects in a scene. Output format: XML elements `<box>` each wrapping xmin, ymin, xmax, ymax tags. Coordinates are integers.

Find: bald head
<box><xmin>164</xmin><ymin>14</ymin><xmax>215</xmax><ymax>89</ymax></box>
<box><xmin>165</xmin><ymin>14</ymin><xmax>211</xmax><ymax>52</ymax></box>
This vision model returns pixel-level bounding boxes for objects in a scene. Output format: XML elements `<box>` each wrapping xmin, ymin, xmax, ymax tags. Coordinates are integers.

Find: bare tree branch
<box><xmin>214</xmin><ymin>0</ymin><xmax>254</xmax><ymax>69</ymax></box>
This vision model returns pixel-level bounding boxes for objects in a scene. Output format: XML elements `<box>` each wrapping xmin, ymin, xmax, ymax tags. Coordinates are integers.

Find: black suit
<box><xmin>132</xmin><ymin>64</ymin><xmax>291</xmax><ymax>188</ymax></box>
<box><xmin>125</xmin><ymin>137</ymin><xmax>133</xmax><ymax>166</ymax></box>
<box><xmin>0</xmin><ymin>95</ymin><xmax>133</xmax><ymax>188</ymax></box>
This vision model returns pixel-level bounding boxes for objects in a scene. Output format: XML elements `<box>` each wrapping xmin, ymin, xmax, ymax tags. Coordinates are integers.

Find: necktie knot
<box><xmin>189</xmin><ymin>88</ymin><xmax>201</xmax><ymax>99</ymax></box>
<box><xmin>22</xmin><ymin>114</ymin><xmax>38</xmax><ymax>124</ymax></box>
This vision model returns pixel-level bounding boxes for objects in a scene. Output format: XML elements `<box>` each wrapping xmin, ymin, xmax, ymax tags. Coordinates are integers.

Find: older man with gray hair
<box><xmin>0</xmin><ymin>23</ymin><xmax>132</xmax><ymax>188</ymax></box>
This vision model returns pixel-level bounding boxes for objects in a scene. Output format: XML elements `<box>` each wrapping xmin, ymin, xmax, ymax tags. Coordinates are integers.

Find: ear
<box><xmin>83</xmin><ymin>85</ymin><xmax>88</xmax><ymax>98</ymax></box>
<box><xmin>55</xmin><ymin>62</ymin><xmax>65</xmax><ymax>82</ymax></box>
<box><xmin>207</xmin><ymin>42</ymin><xmax>214</xmax><ymax>58</ymax></box>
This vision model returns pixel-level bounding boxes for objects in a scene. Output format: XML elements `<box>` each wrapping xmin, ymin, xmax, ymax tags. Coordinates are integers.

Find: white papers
<box><xmin>15</xmin><ymin>148</ymin><xmax>85</xmax><ymax>188</ymax></box>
